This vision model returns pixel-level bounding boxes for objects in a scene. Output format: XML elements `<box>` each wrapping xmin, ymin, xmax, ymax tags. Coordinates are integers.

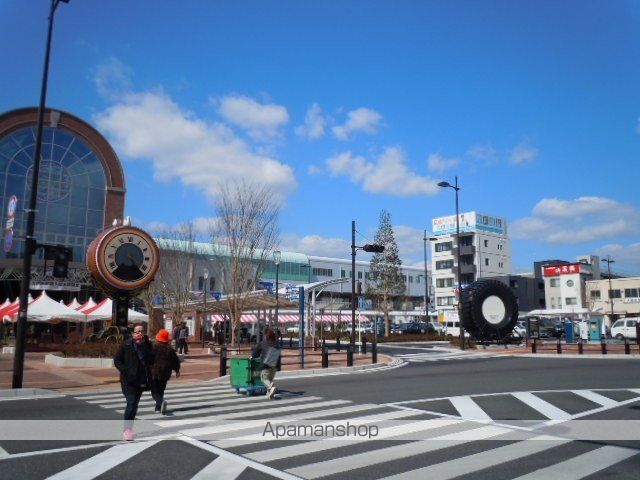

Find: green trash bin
<box><xmin>230</xmin><ymin>356</ymin><xmax>266</xmax><ymax>396</ymax></box>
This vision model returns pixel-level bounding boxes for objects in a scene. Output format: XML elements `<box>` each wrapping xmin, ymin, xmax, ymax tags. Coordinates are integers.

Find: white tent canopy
<box><xmin>77</xmin><ymin>297</ymin><xmax>97</xmax><ymax>313</ymax></box>
<box><xmin>66</xmin><ymin>298</ymin><xmax>82</xmax><ymax>310</ymax></box>
<box><xmin>4</xmin><ymin>291</ymin><xmax>87</xmax><ymax>323</ymax></box>
<box><xmin>83</xmin><ymin>298</ymin><xmax>149</xmax><ymax>323</ymax></box>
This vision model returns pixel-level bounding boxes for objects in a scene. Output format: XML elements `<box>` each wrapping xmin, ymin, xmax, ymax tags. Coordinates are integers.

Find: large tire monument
<box><xmin>460</xmin><ymin>279</ymin><xmax>519</xmax><ymax>341</ymax></box>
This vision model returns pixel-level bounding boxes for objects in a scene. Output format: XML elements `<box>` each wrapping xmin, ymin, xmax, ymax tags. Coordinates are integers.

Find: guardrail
<box><xmin>530</xmin><ymin>338</ymin><xmax>639</xmax><ymax>355</ymax></box>
<box><xmin>217</xmin><ymin>340</ymin><xmax>378</xmax><ymax>376</ymax></box>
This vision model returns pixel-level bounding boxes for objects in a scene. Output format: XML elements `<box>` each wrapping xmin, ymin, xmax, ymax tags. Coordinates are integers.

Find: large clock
<box><xmin>87</xmin><ymin>225</ymin><xmax>160</xmax><ymax>295</ymax></box>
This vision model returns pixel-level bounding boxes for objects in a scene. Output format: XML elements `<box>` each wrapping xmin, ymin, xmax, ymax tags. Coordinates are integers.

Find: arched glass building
<box><xmin>0</xmin><ymin>108</ymin><xmax>125</xmax><ymax>298</ymax></box>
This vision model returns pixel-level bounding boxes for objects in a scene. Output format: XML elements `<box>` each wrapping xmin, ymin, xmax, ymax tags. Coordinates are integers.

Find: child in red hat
<box><xmin>150</xmin><ymin>329</ymin><xmax>181</xmax><ymax>414</ymax></box>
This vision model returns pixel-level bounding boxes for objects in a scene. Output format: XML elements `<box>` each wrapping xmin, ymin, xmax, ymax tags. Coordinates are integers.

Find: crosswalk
<box><xmin>393</xmin><ymin>351</ymin><xmax>509</xmax><ymax>363</ymax></box>
<box><xmin>3</xmin><ymin>383</ymin><xmax>638</xmax><ymax>479</ymax></box>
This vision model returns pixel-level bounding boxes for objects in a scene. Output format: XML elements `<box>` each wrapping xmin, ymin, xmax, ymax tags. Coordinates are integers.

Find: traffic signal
<box><xmin>53</xmin><ymin>245</ymin><xmax>72</xmax><ymax>278</ymax></box>
<box><xmin>362</xmin><ymin>244</ymin><xmax>385</xmax><ymax>253</ymax></box>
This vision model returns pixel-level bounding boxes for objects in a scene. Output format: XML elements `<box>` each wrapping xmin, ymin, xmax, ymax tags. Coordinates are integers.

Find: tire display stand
<box><xmin>460</xmin><ymin>279</ymin><xmax>519</xmax><ymax>342</ymax></box>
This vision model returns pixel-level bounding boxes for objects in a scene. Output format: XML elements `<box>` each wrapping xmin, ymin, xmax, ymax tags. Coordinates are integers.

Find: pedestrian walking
<box><xmin>178</xmin><ymin>323</ymin><xmax>189</xmax><ymax>354</ymax></box>
<box><xmin>113</xmin><ymin>324</ymin><xmax>154</xmax><ymax>441</ymax></box>
<box><xmin>172</xmin><ymin>323</ymin><xmax>181</xmax><ymax>349</ymax></box>
<box><xmin>151</xmin><ymin>329</ymin><xmax>181</xmax><ymax>414</ymax></box>
<box><xmin>251</xmin><ymin>327</ymin><xmax>280</xmax><ymax>399</ymax></box>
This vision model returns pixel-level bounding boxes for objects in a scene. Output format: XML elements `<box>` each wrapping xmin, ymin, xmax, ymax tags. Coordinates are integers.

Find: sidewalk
<box><xmin>0</xmin><ymin>343</ymin><xmax>389</xmax><ymax>392</ymax></box>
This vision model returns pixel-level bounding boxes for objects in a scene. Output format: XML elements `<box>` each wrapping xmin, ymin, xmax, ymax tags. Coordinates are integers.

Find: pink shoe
<box><xmin>123</xmin><ymin>429</ymin><xmax>136</xmax><ymax>441</ymax></box>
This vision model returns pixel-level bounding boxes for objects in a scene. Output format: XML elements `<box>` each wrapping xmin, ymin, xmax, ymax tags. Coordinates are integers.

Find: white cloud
<box><xmin>295</xmin><ymin>103</ymin><xmax>326</xmax><ymax>139</ymax></box>
<box><xmin>95</xmin><ymin>90</ymin><xmax>296</xmax><ymax>201</ymax></box>
<box><xmin>427</xmin><ymin>153</ymin><xmax>459</xmax><ymax>173</ymax></box>
<box><xmin>280</xmin><ymin>234</ymin><xmax>350</xmax><ymax>259</ymax></box>
<box><xmin>393</xmin><ymin>225</ymin><xmax>429</xmax><ymax>259</ymax></box>
<box><xmin>467</xmin><ymin>143</ymin><xmax>497</xmax><ymax>162</ymax></box>
<box><xmin>636</xmin><ymin>117</ymin><xmax>640</xmax><ymax>134</ymax></box>
<box><xmin>307</xmin><ymin>165</ymin><xmax>322</xmax><ymax>175</ymax></box>
<box><xmin>326</xmin><ymin>147</ymin><xmax>440</xmax><ymax>196</ymax></box>
<box><xmin>594</xmin><ymin>243</ymin><xmax>640</xmax><ymax>275</ymax></box>
<box><xmin>509</xmin><ymin>141</ymin><xmax>538</xmax><ymax>165</ymax></box>
<box><xmin>92</xmin><ymin>57</ymin><xmax>133</xmax><ymax>100</ymax></box>
<box><xmin>511</xmin><ymin>196</ymin><xmax>640</xmax><ymax>244</ymax></box>
<box><xmin>332</xmin><ymin>107</ymin><xmax>382</xmax><ymax>140</ymax></box>
<box><xmin>217</xmin><ymin>95</ymin><xmax>289</xmax><ymax>140</ymax></box>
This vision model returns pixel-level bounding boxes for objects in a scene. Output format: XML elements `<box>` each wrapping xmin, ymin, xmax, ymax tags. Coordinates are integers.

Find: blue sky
<box><xmin>2</xmin><ymin>1</ymin><xmax>639</xmax><ymax>274</ymax></box>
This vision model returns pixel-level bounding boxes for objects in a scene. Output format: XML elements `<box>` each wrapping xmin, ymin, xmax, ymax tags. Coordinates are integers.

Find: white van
<box><xmin>444</xmin><ymin>320</ymin><xmax>470</xmax><ymax>338</ymax></box>
<box><xmin>610</xmin><ymin>317</ymin><xmax>638</xmax><ymax>340</ymax></box>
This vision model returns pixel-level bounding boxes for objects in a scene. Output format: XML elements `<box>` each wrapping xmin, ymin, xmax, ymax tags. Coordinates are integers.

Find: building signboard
<box><xmin>4</xmin><ymin>195</ymin><xmax>17</xmax><ymax>253</ymax></box>
<box><xmin>543</xmin><ymin>263</ymin><xmax>584</xmax><ymax>277</ymax></box>
<box><xmin>432</xmin><ymin>211</ymin><xmax>506</xmax><ymax>236</ymax></box>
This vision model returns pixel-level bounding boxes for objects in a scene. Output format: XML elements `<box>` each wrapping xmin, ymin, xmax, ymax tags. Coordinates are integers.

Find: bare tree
<box><xmin>154</xmin><ymin>222</ymin><xmax>203</xmax><ymax>328</ymax></box>
<box><xmin>210</xmin><ymin>181</ymin><xmax>280</xmax><ymax>345</ymax></box>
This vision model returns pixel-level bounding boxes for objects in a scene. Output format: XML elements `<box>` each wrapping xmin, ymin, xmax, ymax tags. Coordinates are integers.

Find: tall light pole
<box><xmin>423</xmin><ymin>232</ymin><xmax>437</xmax><ymax>314</ymax></box>
<box><xmin>273</xmin><ymin>250</ymin><xmax>281</xmax><ymax>329</ymax></box>
<box><xmin>201</xmin><ymin>268</ymin><xmax>208</xmax><ymax>349</ymax></box>
<box><xmin>438</xmin><ymin>176</ymin><xmax>465</xmax><ymax>350</ymax></box>
<box><xmin>602</xmin><ymin>256</ymin><xmax>615</xmax><ymax>326</ymax></box>
<box><xmin>351</xmin><ymin>220</ymin><xmax>384</xmax><ymax>348</ymax></box>
<box><xmin>13</xmin><ymin>0</ymin><xmax>70</xmax><ymax>389</ymax></box>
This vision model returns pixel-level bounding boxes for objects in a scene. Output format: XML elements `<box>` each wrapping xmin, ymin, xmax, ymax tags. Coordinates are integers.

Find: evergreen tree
<box><xmin>367</xmin><ymin>210</ymin><xmax>406</xmax><ymax>336</ymax></box>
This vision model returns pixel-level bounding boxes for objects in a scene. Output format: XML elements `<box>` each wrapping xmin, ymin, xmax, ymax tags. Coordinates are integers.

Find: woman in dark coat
<box><xmin>151</xmin><ymin>329</ymin><xmax>181</xmax><ymax>414</ymax></box>
<box><xmin>113</xmin><ymin>324</ymin><xmax>154</xmax><ymax>441</ymax></box>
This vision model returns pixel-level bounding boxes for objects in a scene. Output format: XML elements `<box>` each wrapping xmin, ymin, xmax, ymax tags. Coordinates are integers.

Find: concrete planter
<box><xmin>45</xmin><ymin>353</ymin><xmax>114</xmax><ymax>368</ymax></box>
<box><xmin>1</xmin><ymin>347</ymin><xmax>15</xmax><ymax>355</ymax></box>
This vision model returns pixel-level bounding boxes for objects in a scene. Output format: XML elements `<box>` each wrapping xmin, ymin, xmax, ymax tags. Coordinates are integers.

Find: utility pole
<box><xmin>602</xmin><ymin>256</ymin><xmax>616</xmax><ymax>325</ymax></box>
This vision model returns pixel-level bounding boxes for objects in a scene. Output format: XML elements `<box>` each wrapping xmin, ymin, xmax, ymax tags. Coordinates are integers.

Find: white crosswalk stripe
<box><xmin>398</xmin><ymin>353</ymin><xmax>508</xmax><ymax>362</ymax></box>
<box><xmin>53</xmin><ymin>385</ymin><xmax>640</xmax><ymax>480</ymax></box>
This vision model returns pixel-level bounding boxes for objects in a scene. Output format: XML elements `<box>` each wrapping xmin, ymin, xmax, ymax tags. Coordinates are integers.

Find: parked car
<box><xmin>444</xmin><ymin>320</ymin><xmax>471</xmax><ymax>338</ymax></box>
<box><xmin>286</xmin><ymin>325</ymin><xmax>299</xmax><ymax>334</ymax></box>
<box><xmin>611</xmin><ymin>317</ymin><xmax>638</xmax><ymax>340</ymax></box>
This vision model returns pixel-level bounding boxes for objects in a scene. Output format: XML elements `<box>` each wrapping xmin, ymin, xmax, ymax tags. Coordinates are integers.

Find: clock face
<box><xmin>92</xmin><ymin>226</ymin><xmax>159</xmax><ymax>292</ymax></box>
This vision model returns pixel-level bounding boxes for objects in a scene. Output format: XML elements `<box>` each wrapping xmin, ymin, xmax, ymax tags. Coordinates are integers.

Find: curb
<box><xmin>515</xmin><ymin>354</ymin><xmax>640</xmax><ymax>360</ymax></box>
<box><xmin>0</xmin><ymin>388</ymin><xmax>64</xmax><ymax>400</ymax></box>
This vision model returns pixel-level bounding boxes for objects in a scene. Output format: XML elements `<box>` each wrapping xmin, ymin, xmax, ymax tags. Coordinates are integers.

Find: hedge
<box><xmin>57</xmin><ymin>343</ymin><xmax>120</xmax><ymax>358</ymax></box>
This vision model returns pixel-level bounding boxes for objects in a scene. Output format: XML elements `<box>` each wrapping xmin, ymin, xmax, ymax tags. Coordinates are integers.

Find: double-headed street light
<box><xmin>437</xmin><ymin>176</ymin><xmax>465</xmax><ymax>350</ymax></box>
<box><xmin>351</xmin><ymin>220</ymin><xmax>384</xmax><ymax>348</ymax></box>
<box><xmin>273</xmin><ymin>250</ymin><xmax>281</xmax><ymax>328</ymax></box>
<box><xmin>13</xmin><ymin>0</ymin><xmax>70</xmax><ymax>389</ymax></box>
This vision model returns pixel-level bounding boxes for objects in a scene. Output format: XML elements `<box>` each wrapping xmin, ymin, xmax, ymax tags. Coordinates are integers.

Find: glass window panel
<box><xmin>0</xmin><ymin>138</ymin><xmax>20</xmax><ymax>160</ymax></box>
<box><xmin>55</xmin><ymin>235</ymin><xmax>66</xmax><ymax>243</ymax></box>
<box><xmin>69</xmin><ymin>225</ymin><xmax>84</xmax><ymax>236</ymax></box>
<box><xmin>45</xmin><ymin>233</ymin><xmax>55</xmax><ymax>242</ymax></box>
<box><xmin>6</xmin><ymin>174</ymin><xmax>24</xmax><ymax>195</ymax></box>
<box><xmin>42</xmin><ymin>127</ymin><xmax>54</xmax><ymax>145</ymax></box>
<box><xmin>47</xmin><ymin>223</ymin><xmax>68</xmax><ymax>235</ymax></box>
<box><xmin>82</xmin><ymin>153</ymin><xmax>103</xmax><ymax>173</ymax></box>
<box><xmin>53</xmin><ymin>129</ymin><xmax>74</xmax><ymax>150</ymax></box>
<box><xmin>8</xmin><ymin>160</ymin><xmax>28</xmax><ymax>175</ymax></box>
<box><xmin>50</xmin><ymin>144</ymin><xmax>68</xmax><ymax>163</ymax></box>
<box><xmin>73</xmin><ymin>246</ymin><xmax>84</xmax><ymax>262</ymax></box>
<box><xmin>86</xmin><ymin>210</ymin><xmax>104</xmax><ymax>228</ymax></box>
<box><xmin>35</xmin><ymin>222</ymin><xmax>45</xmax><ymax>233</ymax></box>
<box><xmin>88</xmin><ymin>188</ymin><xmax>105</xmax><ymax>210</ymax></box>
<box><xmin>70</xmin><ymin>186</ymin><xmax>88</xmax><ymax>207</ymax></box>
<box><xmin>46</xmin><ymin>201</ymin><xmax>69</xmax><ymax>224</ymax></box>
<box><xmin>10</xmin><ymin>129</ymin><xmax>35</xmax><ymax>148</ymax></box>
<box><xmin>66</xmin><ymin>134</ymin><xmax>90</xmax><ymax>159</ymax></box>
<box><xmin>87</xmin><ymin>169</ymin><xmax>106</xmax><ymax>188</ymax></box>
<box><xmin>17</xmin><ymin>145</ymin><xmax>35</xmax><ymax>165</ymax></box>
<box><xmin>67</xmin><ymin>160</ymin><xmax>86</xmax><ymax>176</ymax></box>
<box><xmin>68</xmin><ymin>206</ymin><xmax>86</xmax><ymax>226</ymax></box>
<box><xmin>71</xmin><ymin>173</ymin><xmax>89</xmax><ymax>189</ymax></box>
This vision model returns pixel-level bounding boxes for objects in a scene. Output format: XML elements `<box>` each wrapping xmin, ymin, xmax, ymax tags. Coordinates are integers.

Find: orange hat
<box><xmin>155</xmin><ymin>329</ymin><xmax>170</xmax><ymax>343</ymax></box>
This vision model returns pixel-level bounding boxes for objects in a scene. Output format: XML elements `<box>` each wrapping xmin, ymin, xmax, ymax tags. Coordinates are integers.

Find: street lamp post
<box><xmin>13</xmin><ymin>0</ymin><xmax>70</xmax><ymax>389</ymax></box>
<box><xmin>602</xmin><ymin>256</ymin><xmax>616</xmax><ymax>325</ymax></box>
<box><xmin>423</xmin><ymin>232</ymin><xmax>437</xmax><ymax>314</ymax></box>
<box><xmin>273</xmin><ymin>251</ymin><xmax>281</xmax><ymax>328</ymax></box>
<box><xmin>201</xmin><ymin>268</ymin><xmax>208</xmax><ymax>349</ymax></box>
<box><xmin>438</xmin><ymin>176</ymin><xmax>465</xmax><ymax>350</ymax></box>
<box><xmin>351</xmin><ymin>220</ymin><xmax>384</xmax><ymax>348</ymax></box>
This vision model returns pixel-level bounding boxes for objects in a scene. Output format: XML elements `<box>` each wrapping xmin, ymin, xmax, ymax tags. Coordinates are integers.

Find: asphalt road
<box><xmin>0</xmin><ymin>345</ymin><xmax>639</xmax><ymax>479</ymax></box>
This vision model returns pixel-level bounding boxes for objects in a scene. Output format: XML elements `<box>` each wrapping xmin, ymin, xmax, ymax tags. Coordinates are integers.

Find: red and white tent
<box><xmin>83</xmin><ymin>298</ymin><xmax>149</xmax><ymax>323</ymax></box>
<box><xmin>3</xmin><ymin>291</ymin><xmax>86</xmax><ymax>323</ymax></box>
<box><xmin>77</xmin><ymin>297</ymin><xmax>97</xmax><ymax>313</ymax></box>
<box><xmin>66</xmin><ymin>298</ymin><xmax>82</xmax><ymax>310</ymax></box>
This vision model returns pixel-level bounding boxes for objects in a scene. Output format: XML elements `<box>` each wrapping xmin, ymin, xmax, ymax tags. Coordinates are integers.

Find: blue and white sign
<box><xmin>432</xmin><ymin>211</ymin><xmax>506</xmax><ymax>236</ymax></box>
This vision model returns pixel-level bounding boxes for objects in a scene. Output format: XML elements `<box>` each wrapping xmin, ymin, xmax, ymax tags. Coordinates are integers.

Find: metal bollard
<box><xmin>362</xmin><ymin>338</ymin><xmax>367</xmax><ymax>354</ymax></box>
<box><xmin>219</xmin><ymin>347</ymin><xmax>227</xmax><ymax>377</ymax></box>
<box><xmin>276</xmin><ymin>352</ymin><xmax>282</xmax><ymax>372</ymax></box>
<box><xmin>322</xmin><ymin>346</ymin><xmax>329</xmax><ymax>368</ymax></box>
<box><xmin>372</xmin><ymin>341</ymin><xmax>378</xmax><ymax>364</ymax></box>
<box><xmin>531</xmin><ymin>339</ymin><xmax>537</xmax><ymax>354</ymax></box>
<box><xmin>557</xmin><ymin>337</ymin><xmax>562</xmax><ymax>354</ymax></box>
<box><xmin>625</xmin><ymin>338</ymin><xmax>630</xmax><ymax>355</ymax></box>
<box><xmin>578</xmin><ymin>340</ymin><xmax>583</xmax><ymax>355</ymax></box>
<box><xmin>346</xmin><ymin>344</ymin><xmax>353</xmax><ymax>367</ymax></box>
<box><xmin>313</xmin><ymin>337</ymin><xmax>318</xmax><ymax>352</ymax></box>
<box><xmin>601</xmin><ymin>338</ymin><xmax>607</xmax><ymax>355</ymax></box>
<box><xmin>336</xmin><ymin>337</ymin><xmax>341</xmax><ymax>352</ymax></box>
<box><xmin>289</xmin><ymin>334</ymin><xmax>293</xmax><ymax>348</ymax></box>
